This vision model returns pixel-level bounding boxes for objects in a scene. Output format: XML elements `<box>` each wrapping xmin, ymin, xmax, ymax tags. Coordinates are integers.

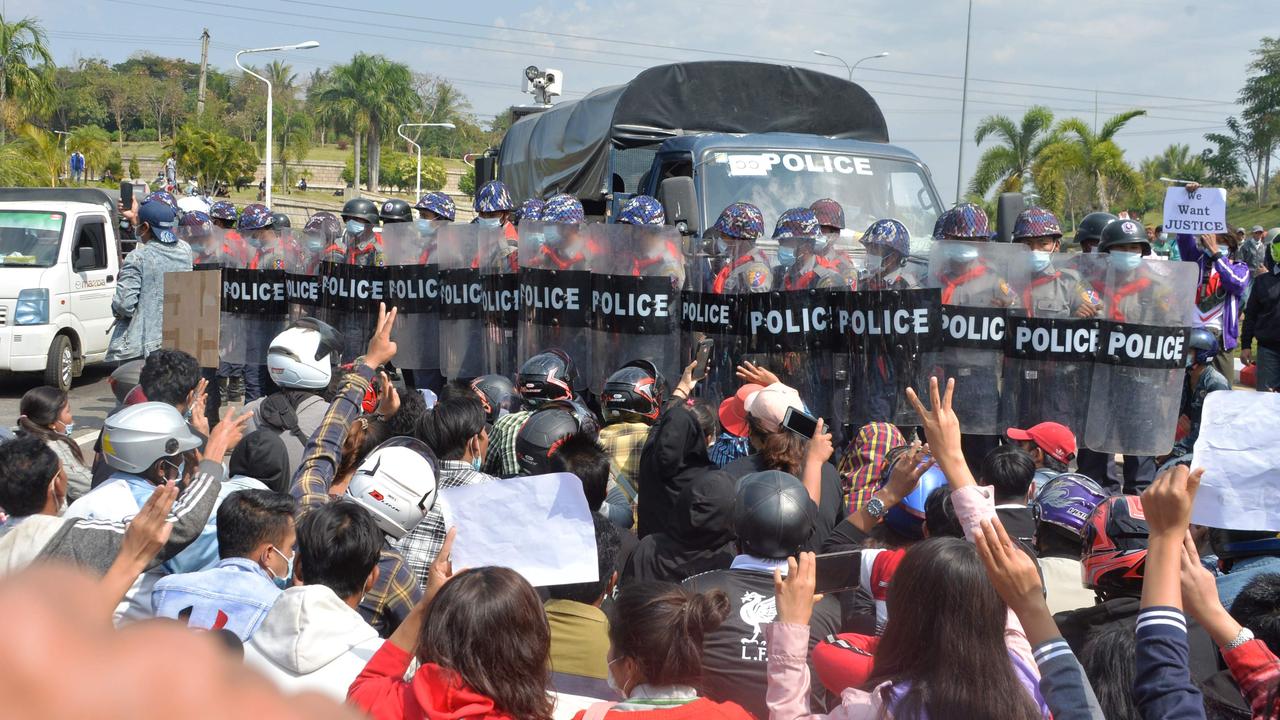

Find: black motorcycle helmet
<box><xmin>602</xmin><ymin>359</ymin><xmax>667</xmax><ymax>424</ymax></box>
<box><xmin>341</xmin><ymin>197</ymin><xmax>380</xmax><ymax>226</ymax></box>
<box><xmin>1074</xmin><ymin>212</ymin><xmax>1118</xmax><ymax>250</ymax></box>
<box><xmin>514</xmin><ymin>400</ymin><xmax>599</xmax><ymax>475</ymax></box>
<box><xmin>471</xmin><ymin>374</ymin><xmax>519</xmax><ymax>425</ymax></box>
<box><xmin>1098</xmin><ymin>217</ymin><xmax>1151</xmax><ymax>255</ymax></box>
<box><xmin>517</xmin><ymin>349</ymin><xmax>579</xmax><ymax>405</ymax></box>
<box><xmin>379</xmin><ymin>198</ymin><xmax>413</xmax><ymax>224</ymax></box>
<box><xmin>271</xmin><ymin>212</ymin><xmax>292</xmax><ymax>230</ymax></box>
<box><xmin>733</xmin><ymin>471</ymin><xmax>815</xmax><ymax>560</ymax></box>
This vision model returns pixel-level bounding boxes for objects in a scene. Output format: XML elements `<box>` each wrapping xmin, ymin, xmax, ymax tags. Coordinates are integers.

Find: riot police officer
<box><xmin>774</xmin><ymin>207</ymin><xmax>849</xmax><ymax>291</ymax></box>
<box><xmin>709</xmin><ymin>202</ymin><xmax>771</xmax><ymax>294</ymax></box>
<box><xmin>532</xmin><ymin>193</ymin><xmax>589</xmax><ymax>271</ymax></box>
<box><xmin>242</xmin><ymin>204</ymin><xmax>294</xmax><ymax>271</ymax></box>
<box><xmin>617</xmin><ymin>195</ymin><xmax>683</xmax><ymax>286</ymax></box>
<box><xmin>1074</xmin><ymin>211</ymin><xmax>1118</xmax><ymax>255</ymax></box>
<box><xmin>513</xmin><ymin>198</ymin><xmax>544</xmax><ymax>227</ymax></box>
<box><xmin>301</xmin><ymin>211</ymin><xmax>344</xmax><ymax>272</ymax></box>
<box><xmin>860</xmin><ymin>218</ymin><xmax>917</xmax><ymax>290</ymax></box>
<box><xmin>475</xmin><ymin>180</ymin><xmax>516</xmax><ymax>228</ymax></box>
<box><xmin>411</xmin><ymin>192</ymin><xmax>455</xmax><ymax>265</ymax></box>
<box><xmin>341</xmin><ymin>197</ymin><xmax>384</xmax><ymax>267</ymax></box>
<box><xmin>1013</xmin><ymin>207</ymin><xmax>1092</xmax><ymax>318</ymax></box>
<box><xmin>179</xmin><ymin>211</ymin><xmax>219</xmax><ymax>267</ymax></box>
<box><xmin>932</xmin><ymin>203</ymin><xmax>1014</xmax><ymax>307</ymax></box>
<box><xmin>379</xmin><ymin>198</ymin><xmax>413</xmax><ymax>225</ymax></box>
<box><xmin>209</xmin><ymin>200</ymin><xmax>248</xmax><ymax>266</ymax></box>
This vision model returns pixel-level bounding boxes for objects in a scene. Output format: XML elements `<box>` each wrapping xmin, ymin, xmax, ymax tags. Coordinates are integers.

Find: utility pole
<box><xmin>954</xmin><ymin>0</ymin><xmax>974</xmax><ymax>205</ymax></box>
<box><xmin>1093</xmin><ymin>89</ymin><xmax>1098</xmax><ymax>133</ymax></box>
<box><xmin>196</xmin><ymin>29</ymin><xmax>210</xmax><ymax>116</ymax></box>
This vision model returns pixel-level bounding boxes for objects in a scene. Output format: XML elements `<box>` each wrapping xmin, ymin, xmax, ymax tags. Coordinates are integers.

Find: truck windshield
<box><xmin>0</xmin><ymin>211</ymin><xmax>64</xmax><ymax>268</ymax></box>
<box><xmin>700</xmin><ymin>149</ymin><xmax>943</xmax><ymax>255</ymax></box>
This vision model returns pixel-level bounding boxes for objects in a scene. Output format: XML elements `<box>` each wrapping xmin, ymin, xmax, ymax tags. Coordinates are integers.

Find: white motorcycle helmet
<box><xmin>176</xmin><ymin>195</ymin><xmax>210</xmax><ymax>215</ymax></box>
<box><xmin>346</xmin><ymin>437</ymin><xmax>439</xmax><ymax>540</ymax></box>
<box><xmin>266</xmin><ymin>318</ymin><xmax>342</xmax><ymax>390</ymax></box>
<box><xmin>100</xmin><ymin>402</ymin><xmax>202</xmax><ymax>474</ymax></box>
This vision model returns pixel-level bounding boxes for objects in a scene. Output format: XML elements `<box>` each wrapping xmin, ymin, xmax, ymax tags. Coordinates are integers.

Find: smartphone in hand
<box><xmin>692</xmin><ymin>338</ymin><xmax>714</xmax><ymax>381</ymax></box>
<box><xmin>781</xmin><ymin>406</ymin><xmax>820</xmax><ymax>439</ymax></box>
<box><xmin>814</xmin><ymin>550</ymin><xmax>861</xmax><ymax>594</ymax></box>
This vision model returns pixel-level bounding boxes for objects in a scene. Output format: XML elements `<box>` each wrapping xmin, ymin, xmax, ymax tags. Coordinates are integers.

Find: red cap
<box><xmin>1006</xmin><ymin>422</ymin><xmax>1077</xmax><ymax>464</ymax></box>
<box><xmin>717</xmin><ymin>383</ymin><xmax>763</xmax><ymax>438</ymax></box>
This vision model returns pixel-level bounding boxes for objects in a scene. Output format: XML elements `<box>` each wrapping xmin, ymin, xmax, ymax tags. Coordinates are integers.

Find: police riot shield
<box><xmin>745</xmin><ymin>249</ymin><xmax>854</xmax><ymax>434</ymax></box>
<box><xmin>1000</xmin><ymin>251</ymin><xmax>1106</xmax><ymax>433</ymax></box>
<box><xmin>588</xmin><ymin>224</ymin><xmax>685</xmax><ymax>392</ymax></box>
<box><xmin>924</xmin><ymin>241</ymin><xmax>1028</xmax><ymax>436</ymax></box>
<box><xmin>217</xmin><ymin>230</ymin><xmax>290</xmax><ymax>366</ymax></box>
<box><xmin>679</xmin><ymin>245</ymin><xmax>774</xmax><ymax>407</ymax></box>
<box><xmin>518</xmin><ymin>221</ymin><xmax>594</xmax><ymax>384</ymax></box>
<box><xmin>1083</xmin><ymin>257</ymin><xmax>1197</xmax><ymax>457</ymax></box>
<box><xmin>314</xmin><ymin>254</ymin><xmax>385</xmax><ymax>365</ymax></box>
<box><xmin>383</xmin><ymin>221</ymin><xmax>441</xmax><ymax>376</ymax></box>
<box><xmin>437</xmin><ymin>223</ymin><xmax>487</xmax><ymax>380</ymax></box>
<box><xmin>838</xmin><ymin>255</ymin><xmax>937</xmax><ymax>435</ymax></box>
<box><xmin>479</xmin><ymin>224</ymin><xmax>520</xmax><ymax>379</ymax></box>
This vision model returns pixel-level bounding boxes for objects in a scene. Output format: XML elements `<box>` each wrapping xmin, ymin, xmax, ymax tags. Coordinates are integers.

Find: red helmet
<box><xmin>1081</xmin><ymin>495</ymin><xmax>1149</xmax><ymax>595</ymax></box>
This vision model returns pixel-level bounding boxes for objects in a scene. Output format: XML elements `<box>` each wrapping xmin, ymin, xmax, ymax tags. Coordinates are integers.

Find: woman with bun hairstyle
<box><xmin>577</xmin><ymin>582</ymin><xmax>753</xmax><ymax>720</ymax></box>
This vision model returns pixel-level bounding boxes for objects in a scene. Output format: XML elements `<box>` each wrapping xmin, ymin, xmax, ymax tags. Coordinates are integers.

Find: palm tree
<box><xmin>264</xmin><ymin>60</ymin><xmax>298</xmax><ymax>110</ymax></box>
<box><xmin>1037</xmin><ymin>110</ymin><xmax>1147</xmax><ymax>212</ymax></box>
<box><xmin>968</xmin><ymin>106</ymin><xmax>1056</xmax><ymax>199</ymax></box>
<box><xmin>0</xmin><ymin>14</ymin><xmax>53</xmax><ymax>144</ymax></box>
<box><xmin>19</xmin><ymin>124</ymin><xmax>64</xmax><ymax>187</ymax></box>
<box><xmin>1140</xmin><ymin>144</ymin><xmax>1206</xmax><ymax>183</ymax></box>
<box><xmin>312</xmin><ymin>54</ymin><xmax>419</xmax><ymax>191</ymax></box>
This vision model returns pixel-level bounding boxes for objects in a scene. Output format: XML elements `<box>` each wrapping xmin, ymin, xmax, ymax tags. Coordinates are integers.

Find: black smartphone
<box><xmin>119</xmin><ymin>181</ymin><xmax>132</xmax><ymax>212</ymax></box>
<box><xmin>814</xmin><ymin>550</ymin><xmax>861</xmax><ymax>594</ymax></box>
<box><xmin>692</xmin><ymin>338</ymin><xmax>714</xmax><ymax>380</ymax></box>
<box><xmin>781</xmin><ymin>406</ymin><xmax>820</xmax><ymax>439</ymax></box>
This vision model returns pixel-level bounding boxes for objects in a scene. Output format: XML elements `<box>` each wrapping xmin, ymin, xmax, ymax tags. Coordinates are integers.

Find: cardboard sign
<box><xmin>1162</xmin><ymin>186</ymin><xmax>1227</xmax><ymax>234</ymax></box>
<box><xmin>162</xmin><ymin>269</ymin><xmax>221</xmax><ymax>368</ymax></box>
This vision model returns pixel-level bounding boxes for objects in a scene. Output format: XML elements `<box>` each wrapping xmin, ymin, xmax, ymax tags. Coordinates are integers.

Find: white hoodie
<box><xmin>243</xmin><ymin>584</ymin><xmax>384</xmax><ymax>701</ymax></box>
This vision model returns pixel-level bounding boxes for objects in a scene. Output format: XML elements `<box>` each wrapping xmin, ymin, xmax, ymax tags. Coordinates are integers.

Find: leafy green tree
<box><xmin>459</xmin><ymin>165</ymin><xmax>475</xmax><ymax>197</ymax></box>
<box><xmin>128</xmin><ymin>155</ymin><xmax>139</xmax><ymax>179</ymax></box>
<box><xmin>0</xmin><ymin>14</ymin><xmax>53</xmax><ymax>143</ymax></box>
<box><xmin>168</xmin><ymin>122</ymin><xmax>258</xmax><ymax>192</ymax></box>
<box><xmin>67</xmin><ymin>125</ymin><xmax>111</xmax><ymax>181</ymax></box>
<box><xmin>968</xmin><ymin>106</ymin><xmax>1056</xmax><ymax>199</ymax></box>
<box><xmin>1239</xmin><ymin>37</ymin><xmax>1280</xmax><ymax>203</ymax></box>
<box><xmin>1036</xmin><ymin>110</ymin><xmax>1146</xmax><ymax>212</ymax></box>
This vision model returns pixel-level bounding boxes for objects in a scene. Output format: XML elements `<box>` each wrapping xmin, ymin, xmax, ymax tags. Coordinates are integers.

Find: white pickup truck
<box><xmin>0</xmin><ymin>188</ymin><xmax>124</xmax><ymax>391</ymax></box>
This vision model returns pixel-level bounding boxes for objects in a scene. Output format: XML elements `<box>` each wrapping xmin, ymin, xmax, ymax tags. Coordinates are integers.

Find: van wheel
<box><xmin>44</xmin><ymin>334</ymin><xmax>73</xmax><ymax>392</ymax></box>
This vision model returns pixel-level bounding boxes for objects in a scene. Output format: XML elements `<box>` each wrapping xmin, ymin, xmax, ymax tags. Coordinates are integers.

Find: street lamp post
<box><xmin>396</xmin><ymin>122</ymin><xmax>458</xmax><ymax>198</ymax></box>
<box><xmin>235</xmin><ymin>40</ymin><xmax>319</xmax><ymax>209</ymax></box>
<box><xmin>812</xmin><ymin>50</ymin><xmax>888</xmax><ymax>81</ymax></box>
<box><xmin>956</xmin><ymin>0</ymin><xmax>975</xmax><ymax>205</ymax></box>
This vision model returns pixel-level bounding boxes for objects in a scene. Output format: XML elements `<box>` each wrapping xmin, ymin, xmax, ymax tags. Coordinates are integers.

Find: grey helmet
<box><xmin>100</xmin><ymin>402</ymin><xmax>202</xmax><ymax>474</ymax></box>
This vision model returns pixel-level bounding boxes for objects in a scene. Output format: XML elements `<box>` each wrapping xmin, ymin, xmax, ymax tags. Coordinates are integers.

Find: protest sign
<box><xmin>1191</xmin><ymin>390</ymin><xmax>1280</xmax><ymax>531</ymax></box>
<box><xmin>1162</xmin><ymin>186</ymin><xmax>1227</xmax><ymax>234</ymax></box>
<box><xmin>440</xmin><ymin>472</ymin><xmax>598</xmax><ymax>587</ymax></box>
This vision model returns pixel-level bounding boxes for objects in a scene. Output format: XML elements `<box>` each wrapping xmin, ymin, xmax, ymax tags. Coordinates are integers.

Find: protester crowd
<box><xmin>2</xmin><ymin>182</ymin><xmax>1280</xmax><ymax>720</ymax></box>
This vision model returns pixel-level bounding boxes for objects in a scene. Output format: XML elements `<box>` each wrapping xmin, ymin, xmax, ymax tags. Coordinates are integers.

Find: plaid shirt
<box><xmin>290</xmin><ymin>362</ymin><xmax>422</xmax><ymax>638</ymax></box>
<box><xmin>708</xmin><ymin>432</ymin><xmax>751</xmax><ymax>468</ymax></box>
<box><xmin>396</xmin><ymin>460</ymin><xmax>497</xmax><ymax>586</ymax></box>
<box><xmin>484</xmin><ymin>409</ymin><xmax>533</xmax><ymax>478</ymax></box>
<box><xmin>599</xmin><ymin>421</ymin><xmax>650</xmax><ymax>491</ymax></box>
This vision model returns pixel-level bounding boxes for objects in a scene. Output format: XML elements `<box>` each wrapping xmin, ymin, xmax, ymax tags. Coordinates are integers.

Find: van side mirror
<box><xmin>659</xmin><ymin>177</ymin><xmax>699</xmax><ymax>236</ymax></box>
<box><xmin>73</xmin><ymin>245</ymin><xmax>95</xmax><ymax>271</ymax></box>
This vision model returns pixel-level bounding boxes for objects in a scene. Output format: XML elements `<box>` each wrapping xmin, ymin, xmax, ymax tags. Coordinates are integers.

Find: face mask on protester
<box><xmin>63</xmin><ymin>422</ymin><xmax>75</xmax><ymax>436</ymax></box>
<box><xmin>606</xmin><ymin>657</ymin><xmax>627</xmax><ymax>696</ymax></box>
<box><xmin>267</xmin><ymin>546</ymin><xmax>295</xmax><ymax>590</ymax></box>
<box><xmin>1029</xmin><ymin>250</ymin><xmax>1052</xmax><ymax>273</ymax></box>
<box><xmin>1108</xmin><ymin>251</ymin><xmax>1143</xmax><ymax>273</ymax></box>
<box><xmin>345</xmin><ymin>219</ymin><xmax>366</xmax><ymax>237</ymax></box>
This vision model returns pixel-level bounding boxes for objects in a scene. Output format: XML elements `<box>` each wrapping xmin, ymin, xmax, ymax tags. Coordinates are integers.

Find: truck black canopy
<box><xmin>497</xmin><ymin>61</ymin><xmax>889</xmax><ymax>204</ymax></box>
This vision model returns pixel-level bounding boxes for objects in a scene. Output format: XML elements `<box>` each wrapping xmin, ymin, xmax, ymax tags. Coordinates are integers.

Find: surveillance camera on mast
<box><xmin>522</xmin><ymin>65</ymin><xmax>563</xmax><ymax>106</ymax></box>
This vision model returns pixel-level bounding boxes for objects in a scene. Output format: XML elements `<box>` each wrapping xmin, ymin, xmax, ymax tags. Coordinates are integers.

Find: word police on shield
<box><xmin>1162</xmin><ymin>186</ymin><xmax>1227</xmax><ymax>234</ymax></box>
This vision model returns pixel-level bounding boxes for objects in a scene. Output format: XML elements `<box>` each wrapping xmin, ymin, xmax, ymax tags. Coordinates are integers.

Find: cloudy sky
<box><xmin>25</xmin><ymin>0</ymin><xmax>1275</xmax><ymax>201</ymax></box>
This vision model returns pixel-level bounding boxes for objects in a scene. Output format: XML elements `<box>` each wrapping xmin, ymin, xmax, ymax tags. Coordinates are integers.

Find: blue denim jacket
<box><xmin>151</xmin><ymin>557</ymin><xmax>282</xmax><ymax>641</ymax></box>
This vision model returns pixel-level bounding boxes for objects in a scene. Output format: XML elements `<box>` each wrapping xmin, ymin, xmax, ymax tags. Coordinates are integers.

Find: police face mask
<box><xmin>1108</xmin><ymin>251</ymin><xmax>1143</xmax><ymax>273</ymax></box>
<box><xmin>416</xmin><ymin>219</ymin><xmax>438</xmax><ymax>237</ymax></box>
<box><xmin>1029</xmin><ymin>250</ymin><xmax>1052</xmax><ymax>273</ymax></box>
<box><xmin>543</xmin><ymin>225</ymin><xmax>564</xmax><ymax>248</ymax></box>
<box><xmin>304</xmin><ymin>233</ymin><xmax>325</xmax><ymax>254</ymax></box>
<box><xmin>864</xmin><ymin>251</ymin><xmax>885</xmax><ymax>273</ymax></box>
<box><xmin>345</xmin><ymin>219</ymin><xmax>366</xmax><ymax>237</ymax></box>
<box><xmin>476</xmin><ymin>216</ymin><xmax>503</xmax><ymax>228</ymax></box>
<box><xmin>776</xmin><ymin>245</ymin><xmax>797</xmax><ymax>268</ymax></box>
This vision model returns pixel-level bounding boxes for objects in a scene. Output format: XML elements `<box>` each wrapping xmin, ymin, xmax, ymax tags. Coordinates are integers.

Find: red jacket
<box><xmin>348</xmin><ymin>641</ymin><xmax>517</xmax><ymax>720</ymax></box>
<box><xmin>573</xmin><ymin>698</ymin><xmax>753</xmax><ymax>720</ymax></box>
<box><xmin>1223</xmin><ymin>638</ymin><xmax>1280</xmax><ymax>719</ymax></box>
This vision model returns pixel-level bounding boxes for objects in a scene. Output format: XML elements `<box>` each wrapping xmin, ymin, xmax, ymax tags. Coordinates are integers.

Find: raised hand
<box><xmin>883</xmin><ymin>443</ymin><xmax>934</xmax><ymax>503</ymax></box>
<box><xmin>202</xmin><ymin>405</ymin><xmax>252</xmax><ymax>463</ymax></box>
<box><xmin>735</xmin><ymin>360</ymin><xmax>780</xmax><ymax>388</ymax></box>
<box><xmin>904</xmin><ymin>377</ymin><xmax>971</xmax><ymax>486</ymax></box>
<box><xmin>365</xmin><ymin>302</ymin><xmax>399</xmax><ymax>369</ymax></box>
<box><xmin>1142</xmin><ymin>464</ymin><xmax>1204</xmax><ymax>540</ymax></box>
<box><xmin>805</xmin><ymin>418</ymin><xmax>834</xmax><ymax>465</ymax></box>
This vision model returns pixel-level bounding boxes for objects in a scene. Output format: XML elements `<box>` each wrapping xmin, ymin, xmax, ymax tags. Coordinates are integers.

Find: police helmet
<box><xmin>209</xmin><ymin>200</ymin><xmax>238</xmax><ymax>222</ymax></box>
<box><xmin>542</xmin><ymin>194</ymin><xmax>585</xmax><ymax>225</ymax></box>
<box><xmin>474</xmin><ymin>180</ymin><xmax>515</xmax><ymax>213</ymax></box>
<box><xmin>772</xmin><ymin>208</ymin><xmax>821</xmax><ymax>243</ymax></box>
<box><xmin>860</xmin><ymin>218</ymin><xmax>911</xmax><ymax>259</ymax></box>
<box><xmin>379</xmin><ymin>198</ymin><xmax>413</xmax><ymax>224</ymax></box>
<box><xmin>177</xmin><ymin>211</ymin><xmax>213</xmax><ymax>240</ymax></box>
<box><xmin>341</xmin><ymin>197</ymin><xmax>380</xmax><ymax>226</ymax></box>
<box><xmin>303</xmin><ymin>211</ymin><xmax>342</xmax><ymax>245</ymax></box>
<box><xmin>514</xmin><ymin>198</ymin><xmax>545</xmax><ymax>225</ymax></box>
<box><xmin>1074</xmin><ymin>212</ymin><xmax>1118</xmax><ymax>247</ymax></box>
<box><xmin>1098</xmin><ymin>218</ymin><xmax>1151</xmax><ymax>255</ymax></box>
<box><xmin>711</xmin><ymin>203</ymin><xmax>765</xmax><ymax>241</ymax></box>
<box><xmin>271</xmin><ymin>212</ymin><xmax>292</xmax><ymax>230</ymax></box>
<box><xmin>810</xmin><ymin>198</ymin><xmax>845</xmax><ymax>231</ymax></box>
<box><xmin>1012</xmin><ymin>206</ymin><xmax>1063</xmax><ymax>241</ymax></box>
<box><xmin>618</xmin><ymin>195</ymin><xmax>665</xmax><ymax>226</ymax></box>
<box><xmin>237</xmin><ymin>203</ymin><xmax>274</xmax><ymax>232</ymax></box>
<box><xmin>934</xmin><ymin>204</ymin><xmax>991</xmax><ymax>240</ymax></box>
<box><xmin>415</xmin><ymin>192</ymin><xmax>457</xmax><ymax>221</ymax></box>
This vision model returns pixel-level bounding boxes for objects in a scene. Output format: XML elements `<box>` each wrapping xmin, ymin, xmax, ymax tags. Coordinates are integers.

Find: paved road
<box><xmin>0</xmin><ymin>366</ymin><xmax>117</xmax><ymax>445</ymax></box>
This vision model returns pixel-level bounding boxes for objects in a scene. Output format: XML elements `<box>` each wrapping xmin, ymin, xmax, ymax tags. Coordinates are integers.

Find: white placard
<box><xmin>1190</xmin><ymin>391</ymin><xmax>1280</xmax><ymax>531</ymax></box>
<box><xmin>1162</xmin><ymin>186</ymin><xmax>1227</xmax><ymax>235</ymax></box>
<box><xmin>724</xmin><ymin>154</ymin><xmax>772</xmax><ymax>177</ymax></box>
<box><xmin>440</xmin><ymin>472</ymin><xmax>598</xmax><ymax>587</ymax></box>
